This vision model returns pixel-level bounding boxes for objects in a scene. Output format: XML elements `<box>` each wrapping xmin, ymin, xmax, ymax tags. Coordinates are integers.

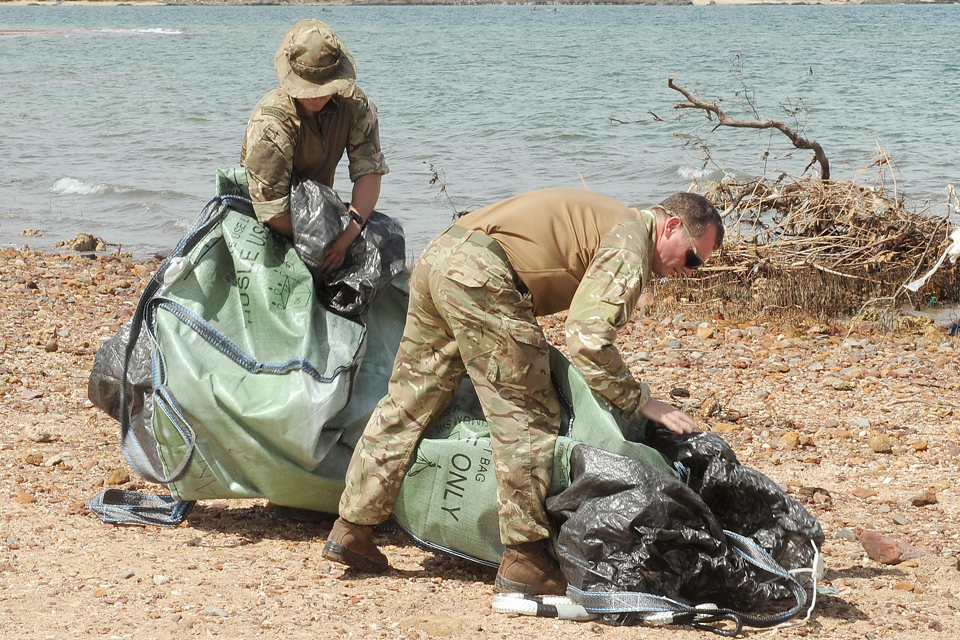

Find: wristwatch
<box><xmin>349</xmin><ymin>210</ymin><xmax>367</xmax><ymax>230</ymax></box>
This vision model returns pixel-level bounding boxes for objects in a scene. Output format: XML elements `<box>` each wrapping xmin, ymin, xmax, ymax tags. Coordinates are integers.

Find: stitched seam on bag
<box><xmin>153</xmin><ymin>299</ymin><xmax>357</xmax><ymax>384</ymax></box>
<box><xmin>149</xmin><ymin>387</ymin><xmax>197</xmax><ymax>484</ymax></box>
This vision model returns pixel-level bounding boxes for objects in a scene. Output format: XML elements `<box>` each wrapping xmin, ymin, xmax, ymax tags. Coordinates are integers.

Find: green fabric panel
<box><xmin>326</xmin><ymin>273</ymin><xmax>410</xmax><ymax>453</ymax></box>
<box><xmin>547</xmin><ymin>348</ymin><xmax>676</xmax><ymax>479</ymax></box>
<box><xmin>153</xmin><ymin>207</ymin><xmax>367</xmax><ymax>512</ymax></box>
<box><xmin>549</xmin><ymin>436</ymin><xmax>580</xmax><ymax>497</ymax></box>
<box><xmin>391</xmin><ymin>433</ymin><xmax>580</xmax><ymax>565</ymax></box>
<box><xmin>215</xmin><ymin>167</ymin><xmax>251</xmax><ymax>198</ymax></box>
<box><xmin>393</xmin><ymin>437</ymin><xmax>502</xmax><ymax>564</ymax></box>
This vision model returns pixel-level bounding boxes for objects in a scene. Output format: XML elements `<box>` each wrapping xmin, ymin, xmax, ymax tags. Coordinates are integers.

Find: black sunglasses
<box><xmin>685</xmin><ymin>249</ymin><xmax>704</xmax><ymax>270</ymax></box>
<box><xmin>680</xmin><ymin>219</ymin><xmax>705</xmax><ymax>270</ymax></box>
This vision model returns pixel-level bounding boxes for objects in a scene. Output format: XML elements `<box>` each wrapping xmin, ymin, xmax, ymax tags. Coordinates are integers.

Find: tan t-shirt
<box><xmin>454</xmin><ymin>187</ymin><xmax>648</xmax><ymax>316</ymax></box>
<box><xmin>456</xmin><ymin>187</ymin><xmax>658</xmax><ymax>419</ymax></box>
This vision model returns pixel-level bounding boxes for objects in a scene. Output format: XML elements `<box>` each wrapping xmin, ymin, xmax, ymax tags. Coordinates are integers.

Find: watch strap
<box><xmin>349</xmin><ymin>210</ymin><xmax>366</xmax><ymax>230</ymax></box>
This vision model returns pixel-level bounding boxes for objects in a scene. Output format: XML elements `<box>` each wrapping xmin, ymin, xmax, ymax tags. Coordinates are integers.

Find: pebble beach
<box><xmin>2</xmin><ymin>244</ymin><xmax>959</xmax><ymax>638</ymax></box>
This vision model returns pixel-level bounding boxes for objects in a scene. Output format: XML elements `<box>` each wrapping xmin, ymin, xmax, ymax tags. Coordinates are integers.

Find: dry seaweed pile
<box><xmin>662</xmin><ymin>154</ymin><xmax>959</xmax><ymax>320</ymax></box>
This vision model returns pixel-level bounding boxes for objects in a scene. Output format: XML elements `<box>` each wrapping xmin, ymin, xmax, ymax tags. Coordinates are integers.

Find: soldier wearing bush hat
<box><xmin>241</xmin><ymin>19</ymin><xmax>388</xmax><ymax>272</ymax></box>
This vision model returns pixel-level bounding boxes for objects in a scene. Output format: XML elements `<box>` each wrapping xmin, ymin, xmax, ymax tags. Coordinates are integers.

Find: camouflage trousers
<box><xmin>339</xmin><ymin>225</ymin><xmax>561</xmax><ymax>545</ymax></box>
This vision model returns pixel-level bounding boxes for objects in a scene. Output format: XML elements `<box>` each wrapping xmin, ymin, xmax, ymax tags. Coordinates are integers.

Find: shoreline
<box><xmin>7</xmin><ymin>220</ymin><xmax>959</xmax><ymax>326</ymax></box>
<box><xmin>7</xmin><ymin>238</ymin><xmax>960</xmax><ymax>327</ymax></box>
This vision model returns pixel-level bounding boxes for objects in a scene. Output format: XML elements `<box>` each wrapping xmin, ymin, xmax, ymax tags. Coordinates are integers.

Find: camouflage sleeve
<box><xmin>345</xmin><ymin>87</ymin><xmax>389</xmax><ymax>182</ymax></box>
<box><xmin>240</xmin><ymin>108</ymin><xmax>298</xmax><ymax>223</ymax></box>
<box><xmin>564</xmin><ymin>234</ymin><xmax>652</xmax><ymax>419</ymax></box>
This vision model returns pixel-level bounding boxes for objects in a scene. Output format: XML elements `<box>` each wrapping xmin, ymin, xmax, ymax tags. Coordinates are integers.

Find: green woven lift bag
<box><xmin>107</xmin><ymin>169</ymin><xmax>407</xmax><ymax>514</ymax></box>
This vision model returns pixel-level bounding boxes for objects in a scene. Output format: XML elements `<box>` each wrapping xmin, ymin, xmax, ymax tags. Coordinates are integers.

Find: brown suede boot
<box><xmin>495</xmin><ymin>539</ymin><xmax>567</xmax><ymax>596</ymax></box>
<box><xmin>321</xmin><ymin>517</ymin><xmax>389</xmax><ymax>573</ymax></box>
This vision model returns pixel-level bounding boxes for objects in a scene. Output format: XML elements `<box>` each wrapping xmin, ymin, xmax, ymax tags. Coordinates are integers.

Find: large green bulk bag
<box><xmin>130</xmin><ymin>169</ymin><xmax>408</xmax><ymax>513</ymax></box>
<box><xmin>151</xmin><ymin>206</ymin><xmax>363</xmax><ymax>510</ymax></box>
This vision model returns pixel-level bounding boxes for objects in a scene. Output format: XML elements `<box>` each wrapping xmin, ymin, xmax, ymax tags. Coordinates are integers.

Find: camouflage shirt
<box><xmin>564</xmin><ymin>211</ymin><xmax>656</xmax><ymax>420</ymax></box>
<box><xmin>240</xmin><ymin>86</ymin><xmax>388</xmax><ymax>222</ymax></box>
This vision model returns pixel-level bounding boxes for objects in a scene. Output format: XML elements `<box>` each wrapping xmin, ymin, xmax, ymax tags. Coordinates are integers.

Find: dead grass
<box><xmin>659</xmin><ymin>149</ymin><xmax>960</xmax><ymax>322</ymax></box>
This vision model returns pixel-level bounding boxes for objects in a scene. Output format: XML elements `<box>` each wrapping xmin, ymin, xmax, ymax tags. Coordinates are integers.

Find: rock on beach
<box><xmin>858</xmin><ymin>529</ymin><xmax>923</xmax><ymax>565</ymax></box>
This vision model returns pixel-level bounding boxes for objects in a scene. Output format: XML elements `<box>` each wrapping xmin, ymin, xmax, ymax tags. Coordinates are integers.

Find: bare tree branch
<box><xmin>668</xmin><ymin>77</ymin><xmax>830</xmax><ymax>180</ymax></box>
<box><xmin>428</xmin><ymin>163</ymin><xmax>467</xmax><ymax>219</ymax></box>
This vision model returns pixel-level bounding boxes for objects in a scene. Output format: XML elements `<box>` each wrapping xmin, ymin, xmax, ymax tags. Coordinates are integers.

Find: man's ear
<box><xmin>663</xmin><ymin>216</ymin><xmax>682</xmax><ymax>236</ymax></box>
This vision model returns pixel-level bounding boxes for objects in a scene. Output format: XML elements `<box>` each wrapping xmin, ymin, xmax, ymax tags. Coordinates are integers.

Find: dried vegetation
<box><xmin>662</xmin><ymin>77</ymin><xmax>959</xmax><ymax>321</ymax></box>
<box><xmin>673</xmin><ymin>162</ymin><xmax>959</xmax><ymax>320</ymax></box>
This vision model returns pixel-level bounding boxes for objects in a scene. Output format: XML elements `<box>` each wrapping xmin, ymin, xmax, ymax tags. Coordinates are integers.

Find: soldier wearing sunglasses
<box><xmin>326</xmin><ymin>187</ymin><xmax>724</xmax><ymax>595</ymax></box>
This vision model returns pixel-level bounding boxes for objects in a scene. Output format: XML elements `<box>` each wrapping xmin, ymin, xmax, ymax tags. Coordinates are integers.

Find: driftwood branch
<box><xmin>668</xmin><ymin>77</ymin><xmax>831</xmax><ymax>180</ymax></box>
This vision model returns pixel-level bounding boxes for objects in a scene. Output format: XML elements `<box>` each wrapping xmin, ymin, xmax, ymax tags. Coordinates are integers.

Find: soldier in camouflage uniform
<box><xmin>323</xmin><ymin>188</ymin><xmax>724</xmax><ymax>594</ymax></box>
<box><xmin>241</xmin><ymin>20</ymin><xmax>388</xmax><ymax>273</ymax></box>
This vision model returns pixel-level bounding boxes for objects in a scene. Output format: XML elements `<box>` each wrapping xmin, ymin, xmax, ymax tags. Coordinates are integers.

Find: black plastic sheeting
<box><xmin>643</xmin><ymin>428</ymin><xmax>822</xmax><ymax>572</ymax></box>
<box><xmin>290</xmin><ymin>178</ymin><xmax>406</xmax><ymax>317</ymax></box>
<box><xmin>88</xmin><ymin>320</ymin><xmax>152</xmax><ymax>425</ymax></box>
<box><xmin>87</xmin><ymin>320</ymin><xmax>165</xmax><ymax>478</ymax></box>
<box><xmin>547</xmin><ymin>429</ymin><xmax>823</xmax><ymax>626</ymax></box>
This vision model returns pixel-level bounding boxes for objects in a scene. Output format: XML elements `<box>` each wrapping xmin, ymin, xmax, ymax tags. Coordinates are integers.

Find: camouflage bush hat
<box><xmin>274</xmin><ymin>20</ymin><xmax>357</xmax><ymax>99</ymax></box>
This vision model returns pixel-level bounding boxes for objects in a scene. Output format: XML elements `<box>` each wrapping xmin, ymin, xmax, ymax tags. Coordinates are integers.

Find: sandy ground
<box><xmin>1</xmin><ymin>244</ymin><xmax>959</xmax><ymax>639</ymax></box>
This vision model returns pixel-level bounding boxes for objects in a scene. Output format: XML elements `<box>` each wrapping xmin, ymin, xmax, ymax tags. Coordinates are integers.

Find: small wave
<box><xmin>2</xmin><ymin>27</ymin><xmax>183</xmax><ymax>38</ymax></box>
<box><xmin>51</xmin><ymin>177</ymin><xmax>197</xmax><ymax>201</ymax></box>
<box><xmin>95</xmin><ymin>28</ymin><xmax>184</xmax><ymax>36</ymax></box>
<box><xmin>51</xmin><ymin>177</ymin><xmax>113</xmax><ymax>196</ymax></box>
<box><xmin>676</xmin><ymin>166</ymin><xmax>712</xmax><ymax>181</ymax></box>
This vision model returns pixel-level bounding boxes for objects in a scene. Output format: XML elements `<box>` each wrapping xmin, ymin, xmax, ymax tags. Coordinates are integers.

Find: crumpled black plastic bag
<box><xmin>642</xmin><ymin>426</ymin><xmax>740</xmax><ymax>486</ymax></box>
<box><xmin>290</xmin><ymin>178</ymin><xmax>405</xmax><ymax>317</ymax></box>
<box><xmin>642</xmin><ymin>426</ymin><xmax>822</xmax><ymax>570</ymax></box>
<box><xmin>699</xmin><ymin>456</ymin><xmax>823</xmax><ymax>571</ymax></box>
<box><xmin>87</xmin><ymin>320</ymin><xmax>153</xmax><ymax>423</ymax></box>
<box><xmin>87</xmin><ymin>320</ymin><xmax>165</xmax><ymax>476</ymax></box>
<box><xmin>547</xmin><ymin>442</ymin><xmax>823</xmax><ymax>625</ymax></box>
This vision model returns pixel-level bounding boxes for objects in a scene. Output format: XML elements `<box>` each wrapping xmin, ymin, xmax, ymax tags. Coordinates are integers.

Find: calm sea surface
<box><xmin>1</xmin><ymin>5</ymin><xmax>959</xmax><ymax>257</ymax></box>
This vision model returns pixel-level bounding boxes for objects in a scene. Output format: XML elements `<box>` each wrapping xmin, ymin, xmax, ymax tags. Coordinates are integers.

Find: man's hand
<box><xmin>322</xmin><ymin>173</ymin><xmax>382</xmax><ymax>273</ymax></box>
<box><xmin>322</xmin><ymin>220</ymin><xmax>362</xmax><ymax>273</ymax></box>
<box><xmin>639</xmin><ymin>398</ymin><xmax>698</xmax><ymax>435</ymax></box>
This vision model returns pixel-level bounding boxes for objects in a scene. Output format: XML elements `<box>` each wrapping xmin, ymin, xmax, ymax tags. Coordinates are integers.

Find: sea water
<box><xmin>1</xmin><ymin>4</ymin><xmax>958</xmax><ymax>257</ymax></box>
